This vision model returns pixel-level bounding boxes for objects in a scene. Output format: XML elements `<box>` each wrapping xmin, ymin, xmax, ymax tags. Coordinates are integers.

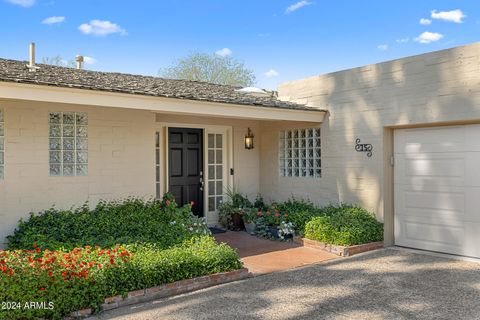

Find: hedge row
<box><xmin>6</xmin><ymin>194</ymin><xmax>200</xmax><ymax>251</ymax></box>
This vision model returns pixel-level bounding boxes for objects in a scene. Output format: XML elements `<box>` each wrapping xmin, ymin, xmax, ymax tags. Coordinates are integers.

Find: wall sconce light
<box><xmin>244</xmin><ymin>127</ymin><xmax>254</xmax><ymax>150</ymax></box>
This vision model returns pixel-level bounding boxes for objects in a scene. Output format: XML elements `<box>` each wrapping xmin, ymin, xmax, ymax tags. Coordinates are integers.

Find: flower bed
<box><xmin>2</xmin><ymin>194</ymin><xmax>243</xmax><ymax>319</ymax></box>
<box><xmin>0</xmin><ymin>238</ymin><xmax>242</xmax><ymax>319</ymax></box>
<box><xmin>218</xmin><ymin>191</ymin><xmax>383</xmax><ymax>246</ymax></box>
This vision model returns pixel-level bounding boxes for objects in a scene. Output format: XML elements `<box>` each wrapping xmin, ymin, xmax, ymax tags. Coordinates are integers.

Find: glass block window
<box><xmin>49</xmin><ymin>112</ymin><xmax>88</xmax><ymax>176</ymax></box>
<box><xmin>279</xmin><ymin>128</ymin><xmax>321</xmax><ymax>178</ymax></box>
<box><xmin>207</xmin><ymin>133</ymin><xmax>224</xmax><ymax>212</ymax></box>
<box><xmin>155</xmin><ymin>131</ymin><xmax>161</xmax><ymax>198</ymax></box>
<box><xmin>0</xmin><ymin>109</ymin><xmax>4</xmax><ymax>180</ymax></box>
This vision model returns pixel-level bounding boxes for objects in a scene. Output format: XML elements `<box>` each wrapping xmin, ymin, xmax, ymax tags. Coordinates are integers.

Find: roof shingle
<box><xmin>0</xmin><ymin>58</ymin><xmax>320</xmax><ymax>111</ymax></box>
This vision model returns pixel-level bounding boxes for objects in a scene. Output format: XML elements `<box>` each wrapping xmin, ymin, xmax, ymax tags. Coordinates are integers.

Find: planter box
<box><xmin>99</xmin><ymin>268</ymin><xmax>251</xmax><ymax>313</ymax></box>
<box><xmin>69</xmin><ymin>268</ymin><xmax>251</xmax><ymax>318</ymax></box>
<box><xmin>294</xmin><ymin>237</ymin><xmax>383</xmax><ymax>257</ymax></box>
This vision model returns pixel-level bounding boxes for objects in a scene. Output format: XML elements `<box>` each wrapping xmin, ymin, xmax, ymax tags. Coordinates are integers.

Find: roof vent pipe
<box><xmin>26</xmin><ymin>42</ymin><xmax>39</xmax><ymax>72</ymax></box>
<box><xmin>75</xmin><ymin>55</ymin><xmax>84</xmax><ymax>70</ymax></box>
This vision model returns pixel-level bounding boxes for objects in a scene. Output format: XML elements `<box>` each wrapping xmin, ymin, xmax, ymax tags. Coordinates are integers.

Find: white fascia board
<box><xmin>0</xmin><ymin>82</ymin><xmax>325</xmax><ymax>123</ymax></box>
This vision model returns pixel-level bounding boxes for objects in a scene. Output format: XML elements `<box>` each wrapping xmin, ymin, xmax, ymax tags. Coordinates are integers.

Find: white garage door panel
<box><xmin>395</xmin><ymin>153</ymin><xmax>466</xmax><ymax>187</ymax></box>
<box><xmin>395</xmin><ymin>124</ymin><xmax>480</xmax><ymax>258</ymax></box>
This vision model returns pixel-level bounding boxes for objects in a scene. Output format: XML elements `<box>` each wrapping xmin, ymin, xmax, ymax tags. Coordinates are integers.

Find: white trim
<box><xmin>0</xmin><ymin>82</ymin><xmax>326</xmax><ymax>123</ymax></box>
<box><xmin>156</xmin><ymin>122</ymin><xmax>233</xmax><ymax>225</ymax></box>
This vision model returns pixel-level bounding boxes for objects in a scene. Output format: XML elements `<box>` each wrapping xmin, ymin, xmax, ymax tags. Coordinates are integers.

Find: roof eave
<box><xmin>0</xmin><ymin>81</ymin><xmax>326</xmax><ymax>123</ymax></box>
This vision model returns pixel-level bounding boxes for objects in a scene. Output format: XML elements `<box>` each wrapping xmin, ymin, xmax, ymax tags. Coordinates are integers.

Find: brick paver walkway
<box><xmin>214</xmin><ymin>231</ymin><xmax>337</xmax><ymax>275</ymax></box>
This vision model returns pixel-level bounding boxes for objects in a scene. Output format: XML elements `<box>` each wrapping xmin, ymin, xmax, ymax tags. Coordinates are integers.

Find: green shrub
<box><xmin>6</xmin><ymin>194</ymin><xmax>198</xmax><ymax>251</ymax></box>
<box><xmin>0</xmin><ymin>237</ymin><xmax>242</xmax><ymax>319</ymax></box>
<box><xmin>274</xmin><ymin>198</ymin><xmax>323</xmax><ymax>234</ymax></box>
<box><xmin>304</xmin><ymin>205</ymin><xmax>383</xmax><ymax>246</ymax></box>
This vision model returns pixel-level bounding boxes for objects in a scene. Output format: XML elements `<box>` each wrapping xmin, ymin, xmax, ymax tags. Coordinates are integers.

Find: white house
<box><xmin>1</xmin><ymin>42</ymin><xmax>479</xmax><ymax>259</ymax></box>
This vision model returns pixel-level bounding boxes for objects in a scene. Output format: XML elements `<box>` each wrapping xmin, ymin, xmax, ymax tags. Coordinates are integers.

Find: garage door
<box><xmin>394</xmin><ymin>125</ymin><xmax>480</xmax><ymax>258</ymax></box>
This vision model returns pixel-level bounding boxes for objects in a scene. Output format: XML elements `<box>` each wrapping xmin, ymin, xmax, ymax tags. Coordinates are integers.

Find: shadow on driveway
<box><xmin>92</xmin><ymin>248</ymin><xmax>480</xmax><ymax>320</ymax></box>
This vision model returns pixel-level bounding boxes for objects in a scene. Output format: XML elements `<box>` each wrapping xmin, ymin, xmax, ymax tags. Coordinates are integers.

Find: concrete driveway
<box><xmin>92</xmin><ymin>249</ymin><xmax>480</xmax><ymax>320</ymax></box>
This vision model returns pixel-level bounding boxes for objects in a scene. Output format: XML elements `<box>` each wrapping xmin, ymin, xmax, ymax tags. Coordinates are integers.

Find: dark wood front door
<box><xmin>168</xmin><ymin>128</ymin><xmax>204</xmax><ymax>217</ymax></box>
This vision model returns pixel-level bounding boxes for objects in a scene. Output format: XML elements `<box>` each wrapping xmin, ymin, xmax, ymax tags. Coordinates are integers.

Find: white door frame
<box><xmin>156</xmin><ymin>122</ymin><xmax>233</xmax><ymax>225</ymax></box>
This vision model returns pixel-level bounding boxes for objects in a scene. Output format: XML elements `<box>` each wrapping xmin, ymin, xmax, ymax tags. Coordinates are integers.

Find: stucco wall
<box><xmin>0</xmin><ymin>100</ymin><xmax>156</xmax><ymax>246</ymax></box>
<box><xmin>273</xmin><ymin>42</ymin><xmax>480</xmax><ymax>242</ymax></box>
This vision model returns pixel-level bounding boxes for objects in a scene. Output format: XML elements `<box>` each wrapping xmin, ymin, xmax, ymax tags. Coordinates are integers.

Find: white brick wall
<box><xmin>0</xmin><ymin>100</ymin><xmax>156</xmax><ymax>246</ymax></box>
<box><xmin>266</xmin><ymin>42</ymin><xmax>480</xmax><ymax>234</ymax></box>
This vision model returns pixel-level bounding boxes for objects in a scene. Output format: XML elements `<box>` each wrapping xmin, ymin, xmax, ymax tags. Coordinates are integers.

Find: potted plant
<box><xmin>218</xmin><ymin>187</ymin><xmax>252</xmax><ymax>231</ymax></box>
<box><xmin>263</xmin><ymin>209</ymin><xmax>282</xmax><ymax>239</ymax></box>
<box><xmin>243</xmin><ymin>208</ymin><xmax>258</xmax><ymax>235</ymax></box>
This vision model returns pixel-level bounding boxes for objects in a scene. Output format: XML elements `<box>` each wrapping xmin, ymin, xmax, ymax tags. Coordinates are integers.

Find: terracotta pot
<box><xmin>232</xmin><ymin>213</ymin><xmax>245</xmax><ymax>230</ymax></box>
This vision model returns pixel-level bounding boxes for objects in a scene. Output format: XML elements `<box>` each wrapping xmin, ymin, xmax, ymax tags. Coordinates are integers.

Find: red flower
<box><xmin>166</xmin><ymin>200</ymin><xmax>171</xmax><ymax>206</ymax></box>
<box><xmin>39</xmin><ymin>287</ymin><xmax>45</xmax><ymax>291</ymax></box>
<box><xmin>285</xmin><ymin>214</ymin><xmax>289</xmax><ymax>217</ymax></box>
<box><xmin>48</xmin><ymin>271</ymin><xmax>53</xmax><ymax>277</ymax></box>
<box><xmin>257</xmin><ymin>211</ymin><xmax>263</xmax><ymax>217</ymax></box>
<box><xmin>274</xmin><ymin>213</ymin><xmax>280</xmax><ymax>218</ymax></box>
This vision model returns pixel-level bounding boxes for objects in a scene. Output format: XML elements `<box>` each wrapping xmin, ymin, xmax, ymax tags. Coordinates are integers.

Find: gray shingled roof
<box><xmin>0</xmin><ymin>58</ymin><xmax>319</xmax><ymax>111</ymax></box>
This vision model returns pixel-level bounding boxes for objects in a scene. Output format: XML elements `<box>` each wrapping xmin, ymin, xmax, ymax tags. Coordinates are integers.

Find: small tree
<box><xmin>41</xmin><ymin>56</ymin><xmax>75</xmax><ymax>68</ymax></box>
<box><xmin>160</xmin><ymin>52</ymin><xmax>256</xmax><ymax>87</ymax></box>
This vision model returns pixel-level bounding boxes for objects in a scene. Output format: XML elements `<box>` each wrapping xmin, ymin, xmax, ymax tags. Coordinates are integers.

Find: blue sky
<box><xmin>1</xmin><ymin>0</ymin><xmax>479</xmax><ymax>89</ymax></box>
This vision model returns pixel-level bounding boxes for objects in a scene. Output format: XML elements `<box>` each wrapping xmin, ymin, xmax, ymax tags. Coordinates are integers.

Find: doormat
<box><xmin>209</xmin><ymin>227</ymin><xmax>227</xmax><ymax>234</ymax></box>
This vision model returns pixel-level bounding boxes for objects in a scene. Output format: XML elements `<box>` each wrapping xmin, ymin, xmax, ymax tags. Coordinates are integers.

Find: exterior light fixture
<box><xmin>244</xmin><ymin>127</ymin><xmax>254</xmax><ymax>150</ymax></box>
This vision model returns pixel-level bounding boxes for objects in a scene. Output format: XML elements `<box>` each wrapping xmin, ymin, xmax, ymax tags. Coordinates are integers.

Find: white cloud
<box><xmin>285</xmin><ymin>1</ymin><xmax>312</xmax><ymax>14</ymax></box>
<box><xmin>42</xmin><ymin>16</ymin><xmax>65</xmax><ymax>25</ymax></box>
<box><xmin>377</xmin><ymin>44</ymin><xmax>388</xmax><ymax>51</ymax></box>
<box><xmin>6</xmin><ymin>0</ymin><xmax>35</xmax><ymax>7</ymax></box>
<box><xmin>431</xmin><ymin>9</ymin><xmax>466</xmax><ymax>23</ymax></box>
<box><xmin>78</xmin><ymin>20</ymin><xmax>127</xmax><ymax>36</ymax></box>
<box><xmin>215</xmin><ymin>48</ymin><xmax>232</xmax><ymax>57</ymax></box>
<box><xmin>414</xmin><ymin>31</ymin><xmax>444</xmax><ymax>44</ymax></box>
<box><xmin>83</xmin><ymin>56</ymin><xmax>97</xmax><ymax>65</ymax></box>
<box><xmin>396</xmin><ymin>37</ymin><xmax>409</xmax><ymax>43</ymax></box>
<box><xmin>264</xmin><ymin>69</ymin><xmax>279</xmax><ymax>77</ymax></box>
<box><xmin>419</xmin><ymin>18</ymin><xmax>432</xmax><ymax>25</ymax></box>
